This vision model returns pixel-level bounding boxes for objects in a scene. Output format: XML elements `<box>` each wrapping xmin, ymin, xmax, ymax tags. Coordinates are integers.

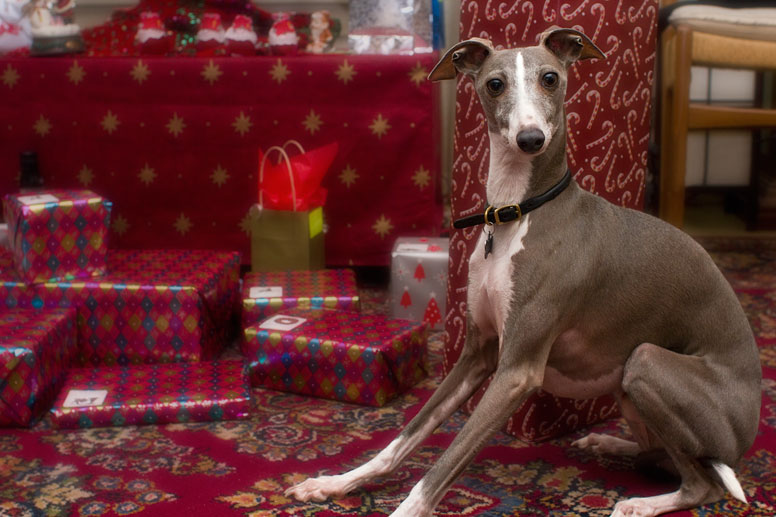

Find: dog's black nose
<box><xmin>516</xmin><ymin>129</ymin><xmax>545</xmax><ymax>153</ymax></box>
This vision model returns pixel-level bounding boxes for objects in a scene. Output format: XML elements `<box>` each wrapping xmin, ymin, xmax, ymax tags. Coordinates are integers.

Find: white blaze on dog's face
<box><xmin>479</xmin><ymin>47</ymin><xmax>566</xmax><ymax>156</ymax></box>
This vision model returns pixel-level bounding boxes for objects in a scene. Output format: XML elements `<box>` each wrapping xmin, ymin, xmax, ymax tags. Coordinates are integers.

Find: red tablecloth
<box><xmin>0</xmin><ymin>54</ymin><xmax>442</xmax><ymax>266</ymax></box>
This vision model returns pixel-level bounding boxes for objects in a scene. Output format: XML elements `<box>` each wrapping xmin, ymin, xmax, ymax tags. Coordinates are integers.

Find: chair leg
<box><xmin>659</xmin><ymin>25</ymin><xmax>692</xmax><ymax>228</ymax></box>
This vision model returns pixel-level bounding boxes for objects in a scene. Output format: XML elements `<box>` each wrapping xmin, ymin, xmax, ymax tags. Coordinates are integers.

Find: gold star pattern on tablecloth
<box><xmin>174</xmin><ymin>213</ymin><xmax>192</xmax><ymax>235</ymax></box>
<box><xmin>112</xmin><ymin>214</ymin><xmax>129</xmax><ymax>236</ymax></box>
<box><xmin>131</xmin><ymin>61</ymin><xmax>150</xmax><ymax>84</ymax></box>
<box><xmin>336</xmin><ymin>60</ymin><xmax>356</xmax><ymax>84</ymax></box>
<box><xmin>2</xmin><ymin>64</ymin><xmax>19</xmax><ymax>88</ymax></box>
<box><xmin>239</xmin><ymin>211</ymin><xmax>251</xmax><ymax>235</ymax></box>
<box><xmin>67</xmin><ymin>61</ymin><xmax>85</xmax><ymax>85</ymax></box>
<box><xmin>270</xmin><ymin>59</ymin><xmax>290</xmax><ymax>84</ymax></box>
<box><xmin>77</xmin><ymin>165</ymin><xmax>94</xmax><ymax>186</ymax></box>
<box><xmin>101</xmin><ymin>110</ymin><xmax>120</xmax><ymax>134</ymax></box>
<box><xmin>166</xmin><ymin>113</ymin><xmax>186</xmax><ymax>137</ymax></box>
<box><xmin>201</xmin><ymin>60</ymin><xmax>223</xmax><ymax>85</ymax></box>
<box><xmin>369</xmin><ymin>114</ymin><xmax>391</xmax><ymax>139</ymax></box>
<box><xmin>211</xmin><ymin>164</ymin><xmax>230</xmax><ymax>186</ymax></box>
<box><xmin>339</xmin><ymin>164</ymin><xmax>359</xmax><ymax>188</ymax></box>
<box><xmin>33</xmin><ymin>115</ymin><xmax>51</xmax><ymax>136</ymax></box>
<box><xmin>409</xmin><ymin>62</ymin><xmax>427</xmax><ymax>87</ymax></box>
<box><xmin>138</xmin><ymin>164</ymin><xmax>156</xmax><ymax>186</ymax></box>
<box><xmin>412</xmin><ymin>166</ymin><xmax>431</xmax><ymax>189</ymax></box>
<box><xmin>303</xmin><ymin>110</ymin><xmax>322</xmax><ymax>135</ymax></box>
<box><xmin>232</xmin><ymin>111</ymin><xmax>252</xmax><ymax>136</ymax></box>
<box><xmin>372</xmin><ymin>214</ymin><xmax>393</xmax><ymax>239</ymax></box>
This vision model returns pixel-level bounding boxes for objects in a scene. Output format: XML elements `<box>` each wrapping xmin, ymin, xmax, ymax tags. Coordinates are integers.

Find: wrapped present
<box><xmin>0</xmin><ymin>308</ymin><xmax>77</xmax><ymax>427</ymax></box>
<box><xmin>2</xmin><ymin>189</ymin><xmax>112</xmax><ymax>284</ymax></box>
<box><xmin>241</xmin><ymin>269</ymin><xmax>360</xmax><ymax>328</ymax></box>
<box><xmin>0</xmin><ymin>248</ymin><xmax>240</xmax><ymax>366</ymax></box>
<box><xmin>50</xmin><ymin>360</ymin><xmax>252</xmax><ymax>428</ymax></box>
<box><xmin>390</xmin><ymin>237</ymin><xmax>448</xmax><ymax>330</ymax></box>
<box><xmin>243</xmin><ymin>310</ymin><xmax>427</xmax><ymax>406</ymax></box>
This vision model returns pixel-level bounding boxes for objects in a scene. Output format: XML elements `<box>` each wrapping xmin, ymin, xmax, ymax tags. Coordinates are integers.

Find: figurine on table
<box><xmin>27</xmin><ymin>0</ymin><xmax>83</xmax><ymax>54</ymax></box>
<box><xmin>306</xmin><ymin>10</ymin><xmax>333</xmax><ymax>54</ymax></box>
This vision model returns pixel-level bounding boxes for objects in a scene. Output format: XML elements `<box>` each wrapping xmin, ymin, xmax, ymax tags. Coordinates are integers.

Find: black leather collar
<box><xmin>453</xmin><ymin>169</ymin><xmax>572</xmax><ymax>229</ymax></box>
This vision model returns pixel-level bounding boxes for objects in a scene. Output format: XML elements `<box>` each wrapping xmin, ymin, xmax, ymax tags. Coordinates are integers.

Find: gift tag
<box><xmin>63</xmin><ymin>389</ymin><xmax>108</xmax><ymax>408</ymax></box>
<box><xmin>17</xmin><ymin>194</ymin><xmax>59</xmax><ymax>206</ymax></box>
<box><xmin>484</xmin><ymin>230</ymin><xmax>494</xmax><ymax>259</ymax></box>
<box><xmin>309</xmin><ymin>207</ymin><xmax>323</xmax><ymax>239</ymax></box>
<box><xmin>396</xmin><ymin>243</ymin><xmax>429</xmax><ymax>253</ymax></box>
<box><xmin>249</xmin><ymin>286</ymin><xmax>283</xmax><ymax>299</ymax></box>
<box><xmin>259</xmin><ymin>314</ymin><xmax>307</xmax><ymax>331</ymax></box>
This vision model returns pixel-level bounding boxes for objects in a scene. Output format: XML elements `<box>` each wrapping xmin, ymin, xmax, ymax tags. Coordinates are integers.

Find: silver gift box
<box><xmin>390</xmin><ymin>236</ymin><xmax>449</xmax><ymax>330</ymax></box>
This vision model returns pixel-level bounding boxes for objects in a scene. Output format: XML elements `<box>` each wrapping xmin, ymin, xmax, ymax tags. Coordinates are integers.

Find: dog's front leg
<box><xmin>285</xmin><ymin>323</ymin><xmax>499</xmax><ymax>503</ymax></box>
<box><xmin>391</xmin><ymin>325</ymin><xmax>552</xmax><ymax>517</ymax></box>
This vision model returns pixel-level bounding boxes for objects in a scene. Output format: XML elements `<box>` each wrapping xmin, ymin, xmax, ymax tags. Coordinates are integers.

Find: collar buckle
<box><xmin>494</xmin><ymin>204</ymin><xmax>520</xmax><ymax>224</ymax></box>
<box><xmin>485</xmin><ymin>204</ymin><xmax>521</xmax><ymax>225</ymax></box>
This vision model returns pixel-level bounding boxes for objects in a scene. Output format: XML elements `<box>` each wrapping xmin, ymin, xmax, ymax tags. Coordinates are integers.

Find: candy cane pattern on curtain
<box><xmin>444</xmin><ymin>0</ymin><xmax>658</xmax><ymax>441</ymax></box>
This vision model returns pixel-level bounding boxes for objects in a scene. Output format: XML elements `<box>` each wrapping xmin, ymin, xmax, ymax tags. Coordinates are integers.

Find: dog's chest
<box><xmin>467</xmin><ymin>216</ymin><xmax>531</xmax><ymax>339</ymax></box>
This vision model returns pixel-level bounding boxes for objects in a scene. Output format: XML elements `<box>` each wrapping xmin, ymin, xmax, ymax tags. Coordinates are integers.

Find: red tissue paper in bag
<box><xmin>257</xmin><ymin>141</ymin><xmax>338</xmax><ymax>211</ymax></box>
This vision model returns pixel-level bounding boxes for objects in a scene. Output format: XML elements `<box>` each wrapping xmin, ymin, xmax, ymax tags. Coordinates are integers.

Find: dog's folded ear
<box><xmin>541</xmin><ymin>27</ymin><xmax>606</xmax><ymax>67</ymax></box>
<box><xmin>428</xmin><ymin>38</ymin><xmax>494</xmax><ymax>81</ymax></box>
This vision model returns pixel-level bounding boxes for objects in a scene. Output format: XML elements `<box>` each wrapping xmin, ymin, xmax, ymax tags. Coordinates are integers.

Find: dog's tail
<box><xmin>708</xmin><ymin>461</ymin><xmax>747</xmax><ymax>504</ymax></box>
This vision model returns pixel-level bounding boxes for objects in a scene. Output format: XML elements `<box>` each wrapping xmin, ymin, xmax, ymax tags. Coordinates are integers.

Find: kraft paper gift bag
<box><xmin>251</xmin><ymin>141</ymin><xmax>335</xmax><ymax>272</ymax></box>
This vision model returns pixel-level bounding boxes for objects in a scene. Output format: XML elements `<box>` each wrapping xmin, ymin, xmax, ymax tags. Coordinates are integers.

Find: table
<box><xmin>0</xmin><ymin>54</ymin><xmax>442</xmax><ymax>266</ymax></box>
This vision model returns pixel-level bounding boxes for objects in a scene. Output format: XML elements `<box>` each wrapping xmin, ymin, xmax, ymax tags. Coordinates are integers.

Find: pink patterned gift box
<box><xmin>50</xmin><ymin>360</ymin><xmax>252</xmax><ymax>429</ymax></box>
<box><xmin>3</xmin><ymin>190</ymin><xmax>112</xmax><ymax>284</ymax></box>
<box><xmin>0</xmin><ymin>308</ymin><xmax>77</xmax><ymax>427</ymax></box>
<box><xmin>243</xmin><ymin>310</ymin><xmax>427</xmax><ymax>406</ymax></box>
<box><xmin>241</xmin><ymin>269</ymin><xmax>360</xmax><ymax>329</ymax></box>
<box><xmin>0</xmin><ymin>249</ymin><xmax>240</xmax><ymax>366</ymax></box>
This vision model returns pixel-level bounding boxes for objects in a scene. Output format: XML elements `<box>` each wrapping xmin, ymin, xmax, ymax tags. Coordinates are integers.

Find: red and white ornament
<box><xmin>268</xmin><ymin>12</ymin><xmax>298</xmax><ymax>56</ymax></box>
<box><xmin>225</xmin><ymin>14</ymin><xmax>256</xmax><ymax>56</ymax></box>
<box><xmin>135</xmin><ymin>11</ymin><xmax>171</xmax><ymax>55</ymax></box>
<box><xmin>196</xmin><ymin>12</ymin><xmax>225</xmax><ymax>56</ymax></box>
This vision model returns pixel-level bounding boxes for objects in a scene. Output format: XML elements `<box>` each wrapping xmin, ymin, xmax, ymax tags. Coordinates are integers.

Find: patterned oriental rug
<box><xmin>1</xmin><ymin>238</ymin><xmax>775</xmax><ymax>516</ymax></box>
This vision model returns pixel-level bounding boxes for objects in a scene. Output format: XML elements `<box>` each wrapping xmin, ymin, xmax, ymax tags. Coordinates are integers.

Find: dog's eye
<box><xmin>486</xmin><ymin>78</ymin><xmax>504</xmax><ymax>95</ymax></box>
<box><xmin>541</xmin><ymin>72</ymin><xmax>559</xmax><ymax>88</ymax></box>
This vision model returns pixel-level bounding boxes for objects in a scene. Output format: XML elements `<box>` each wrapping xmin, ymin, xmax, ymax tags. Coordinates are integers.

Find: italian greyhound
<box><xmin>285</xmin><ymin>28</ymin><xmax>762</xmax><ymax>516</ymax></box>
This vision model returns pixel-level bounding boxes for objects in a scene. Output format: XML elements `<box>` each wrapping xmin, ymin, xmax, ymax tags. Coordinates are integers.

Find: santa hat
<box><xmin>200</xmin><ymin>12</ymin><xmax>224</xmax><ymax>33</ymax></box>
<box><xmin>139</xmin><ymin>11</ymin><xmax>164</xmax><ymax>31</ymax></box>
<box><xmin>230</xmin><ymin>14</ymin><xmax>253</xmax><ymax>32</ymax></box>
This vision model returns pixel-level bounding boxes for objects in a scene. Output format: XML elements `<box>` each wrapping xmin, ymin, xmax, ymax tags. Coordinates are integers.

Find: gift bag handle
<box><xmin>259</xmin><ymin>145</ymin><xmax>299</xmax><ymax>212</ymax></box>
<box><xmin>283</xmin><ymin>139</ymin><xmax>305</xmax><ymax>155</ymax></box>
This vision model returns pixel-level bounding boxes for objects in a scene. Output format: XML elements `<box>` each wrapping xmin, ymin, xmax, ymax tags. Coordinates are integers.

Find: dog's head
<box><xmin>429</xmin><ymin>28</ymin><xmax>604</xmax><ymax>158</ymax></box>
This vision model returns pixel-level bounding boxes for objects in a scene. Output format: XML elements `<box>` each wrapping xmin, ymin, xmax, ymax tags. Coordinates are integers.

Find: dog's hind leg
<box><xmin>610</xmin><ymin>342</ymin><xmax>755</xmax><ymax>515</ymax></box>
<box><xmin>285</xmin><ymin>325</ymin><xmax>499</xmax><ymax>503</ymax></box>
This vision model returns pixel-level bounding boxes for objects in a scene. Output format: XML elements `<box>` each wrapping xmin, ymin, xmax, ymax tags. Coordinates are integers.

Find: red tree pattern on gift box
<box><xmin>400</xmin><ymin>288</ymin><xmax>412</xmax><ymax>308</ymax></box>
<box><xmin>414</xmin><ymin>263</ymin><xmax>425</xmax><ymax>282</ymax></box>
<box><xmin>423</xmin><ymin>295</ymin><xmax>441</xmax><ymax>328</ymax></box>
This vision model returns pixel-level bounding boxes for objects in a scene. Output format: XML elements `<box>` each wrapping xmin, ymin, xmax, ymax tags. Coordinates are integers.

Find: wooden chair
<box><xmin>659</xmin><ymin>4</ymin><xmax>776</xmax><ymax>227</ymax></box>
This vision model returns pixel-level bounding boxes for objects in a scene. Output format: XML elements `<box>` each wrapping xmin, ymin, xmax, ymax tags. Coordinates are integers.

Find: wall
<box><xmin>685</xmin><ymin>67</ymin><xmax>756</xmax><ymax>187</ymax></box>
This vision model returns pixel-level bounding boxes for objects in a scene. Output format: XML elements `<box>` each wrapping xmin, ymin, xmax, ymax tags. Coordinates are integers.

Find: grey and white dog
<box><xmin>286</xmin><ymin>28</ymin><xmax>762</xmax><ymax>517</ymax></box>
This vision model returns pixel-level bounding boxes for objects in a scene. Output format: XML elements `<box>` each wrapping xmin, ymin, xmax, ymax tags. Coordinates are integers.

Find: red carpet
<box><xmin>1</xmin><ymin>238</ymin><xmax>774</xmax><ymax>516</ymax></box>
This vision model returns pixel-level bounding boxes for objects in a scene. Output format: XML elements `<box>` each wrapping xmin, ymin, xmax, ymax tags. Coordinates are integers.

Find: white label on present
<box><xmin>17</xmin><ymin>194</ymin><xmax>59</xmax><ymax>206</ymax></box>
<box><xmin>249</xmin><ymin>286</ymin><xmax>283</xmax><ymax>299</ymax></box>
<box><xmin>63</xmin><ymin>389</ymin><xmax>108</xmax><ymax>408</ymax></box>
<box><xmin>396</xmin><ymin>243</ymin><xmax>429</xmax><ymax>253</ymax></box>
<box><xmin>259</xmin><ymin>314</ymin><xmax>307</xmax><ymax>331</ymax></box>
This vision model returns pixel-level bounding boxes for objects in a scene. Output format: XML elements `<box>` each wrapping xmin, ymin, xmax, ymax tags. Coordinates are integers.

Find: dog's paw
<box><xmin>572</xmin><ymin>433</ymin><xmax>640</xmax><ymax>456</ymax></box>
<box><xmin>610</xmin><ymin>497</ymin><xmax>659</xmax><ymax>517</ymax></box>
<box><xmin>284</xmin><ymin>476</ymin><xmax>344</xmax><ymax>502</ymax></box>
<box><xmin>571</xmin><ymin>433</ymin><xmax>607</xmax><ymax>453</ymax></box>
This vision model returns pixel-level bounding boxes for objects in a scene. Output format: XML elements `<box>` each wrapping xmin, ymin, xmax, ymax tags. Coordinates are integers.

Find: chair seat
<box><xmin>670</xmin><ymin>6</ymin><xmax>776</xmax><ymax>42</ymax></box>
